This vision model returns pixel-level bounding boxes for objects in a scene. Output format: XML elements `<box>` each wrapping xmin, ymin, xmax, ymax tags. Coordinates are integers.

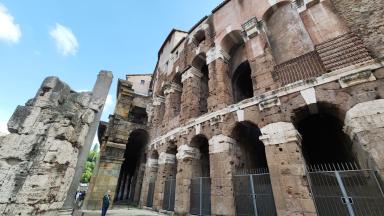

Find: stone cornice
<box><xmin>206</xmin><ymin>46</ymin><xmax>230</xmax><ymax>64</ymax></box>
<box><xmin>149</xmin><ymin>61</ymin><xmax>383</xmax><ymax>150</ymax></box>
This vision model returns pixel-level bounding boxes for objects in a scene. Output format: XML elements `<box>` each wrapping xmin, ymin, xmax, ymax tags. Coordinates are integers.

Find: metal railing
<box><xmin>162</xmin><ymin>178</ymin><xmax>176</xmax><ymax>211</ymax></box>
<box><xmin>233</xmin><ymin>168</ymin><xmax>277</xmax><ymax>216</ymax></box>
<box><xmin>190</xmin><ymin>177</ymin><xmax>211</xmax><ymax>216</ymax></box>
<box><xmin>306</xmin><ymin>162</ymin><xmax>384</xmax><ymax>216</ymax></box>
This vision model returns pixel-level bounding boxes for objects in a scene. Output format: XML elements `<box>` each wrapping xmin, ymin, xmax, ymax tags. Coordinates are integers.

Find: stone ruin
<box><xmin>0</xmin><ymin>71</ymin><xmax>112</xmax><ymax>215</ymax></box>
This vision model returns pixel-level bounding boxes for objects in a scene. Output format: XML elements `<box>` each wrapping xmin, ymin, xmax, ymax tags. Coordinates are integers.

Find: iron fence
<box><xmin>162</xmin><ymin>178</ymin><xmax>176</xmax><ymax>211</ymax></box>
<box><xmin>307</xmin><ymin>162</ymin><xmax>384</xmax><ymax>216</ymax></box>
<box><xmin>146</xmin><ymin>180</ymin><xmax>155</xmax><ymax>207</ymax></box>
<box><xmin>233</xmin><ymin>168</ymin><xmax>277</xmax><ymax>216</ymax></box>
<box><xmin>190</xmin><ymin>177</ymin><xmax>211</xmax><ymax>216</ymax></box>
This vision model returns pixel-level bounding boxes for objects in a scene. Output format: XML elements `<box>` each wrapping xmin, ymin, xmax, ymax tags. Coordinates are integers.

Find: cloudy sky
<box><xmin>0</xmin><ymin>0</ymin><xmax>222</xmax><ymax>135</ymax></box>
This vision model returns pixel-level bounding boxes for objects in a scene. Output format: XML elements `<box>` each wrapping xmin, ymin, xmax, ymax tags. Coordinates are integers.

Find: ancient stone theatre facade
<box><xmin>86</xmin><ymin>0</ymin><xmax>384</xmax><ymax>215</ymax></box>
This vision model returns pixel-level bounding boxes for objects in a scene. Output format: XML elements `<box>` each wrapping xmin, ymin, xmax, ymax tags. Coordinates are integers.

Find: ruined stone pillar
<box><xmin>63</xmin><ymin>71</ymin><xmax>113</xmax><ymax>209</ymax></box>
<box><xmin>344</xmin><ymin>99</ymin><xmax>384</xmax><ymax>176</ymax></box>
<box><xmin>180</xmin><ymin>66</ymin><xmax>203</xmax><ymax>122</ymax></box>
<box><xmin>151</xmin><ymin>97</ymin><xmax>165</xmax><ymax>128</ymax></box>
<box><xmin>208</xmin><ymin>135</ymin><xmax>236</xmax><ymax>216</ymax></box>
<box><xmin>259</xmin><ymin>122</ymin><xmax>316</xmax><ymax>216</ymax></box>
<box><xmin>82</xmin><ymin>142</ymin><xmax>125</xmax><ymax>209</ymax></box>
<box><xmin>207</xmin><ymin>47</ymin><xmax>232</xmax><ymax>111</ymax></box>
<box><xmin>174</xmin><ymin>144</ymin><xmax>201</xmax><ymax>215</ymax></box>
<box><xmin>139</xmin><ymin>158</ymin><xmax>159</xmax><ymax>207</ymax></box>
<box><xmin>152</xmin><ymin>152</ymin><xmax>177</xmax><ymax>210</ymax></box>
<box><xmin>133</xmin><ymin>164</ymin><xmax>146</xmax><ymax>203</ymax></box>
<box><xmin>163</xmin><ymin>83</ymin><xmax>182</xmax><ymax>122</ymax></box>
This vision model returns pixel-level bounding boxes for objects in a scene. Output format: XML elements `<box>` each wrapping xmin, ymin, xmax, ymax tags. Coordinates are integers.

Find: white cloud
<box><xmin>0</xmin><ymin>3</ymin><xmax>21</xmax><ymax>44</ymax></box>
<box><xmin>50</xmin><ymin>23</ymin><xmax>79</xmax><ymax>56</ymax></box>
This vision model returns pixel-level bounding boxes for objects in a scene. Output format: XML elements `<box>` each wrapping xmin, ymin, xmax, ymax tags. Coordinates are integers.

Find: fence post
<box><xmin>249</xmin><ymin>175</ymin><xmax>258</xmax><ymax>216</ymax></box>
<box><xmin>199</xmin><ymin>177</ymin><xmax>203</xmax><ymax>215</ymax></box>
<box><xmin>334</xmin><ymin>171</ymin><xmax>355</xmax><ymax>216</ymax></box>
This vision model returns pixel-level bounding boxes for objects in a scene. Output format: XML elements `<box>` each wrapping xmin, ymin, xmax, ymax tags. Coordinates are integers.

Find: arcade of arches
<box><xmin>84</xmin><ymin>0</ymin><xmax>384</xmax><ymax>215</ymax></box>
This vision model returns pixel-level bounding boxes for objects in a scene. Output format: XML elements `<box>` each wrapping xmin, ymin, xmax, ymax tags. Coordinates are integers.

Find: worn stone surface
<box><xmin>86</xmin><ymin>0</ymin><xmax>384</xmax><ymax>215</ymax></box>
<box><xmin>0</xmin><ymin>73</ymin><xmax>111</xmax><ymax>215</ymax></box>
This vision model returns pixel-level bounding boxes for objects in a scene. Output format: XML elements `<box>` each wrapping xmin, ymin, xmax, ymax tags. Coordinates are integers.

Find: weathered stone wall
<box><xmin>331</xmin><ymin>0</ymin><xmax>384</xmax><ymax>58</ymax></box>
<box><xmin>0</xmin><ymin>72</ymin><xmax>112</xmax><ymax>215</ymax></box>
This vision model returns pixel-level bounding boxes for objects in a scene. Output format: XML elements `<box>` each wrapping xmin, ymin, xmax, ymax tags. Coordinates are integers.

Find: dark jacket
<box><xmin>102</xmin><ymin>195</ymin><xmax>110</xmax><ymax>209</ymax></box>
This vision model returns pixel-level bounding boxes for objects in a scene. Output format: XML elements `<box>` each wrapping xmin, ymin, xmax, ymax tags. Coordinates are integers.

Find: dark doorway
<box><xmin>115</xmin><ymin>129</ymin><xmax>148</xmax><ymax>204</ymax></box>
<box><xmin>297</xmin><ymin>112</ymin><xmax>355</xmax><ymax>165</ymax></box>
<box><xmin>232</xmin><ymin>62</ymin><xmax>254</xmax><ymax>103</ymax></box>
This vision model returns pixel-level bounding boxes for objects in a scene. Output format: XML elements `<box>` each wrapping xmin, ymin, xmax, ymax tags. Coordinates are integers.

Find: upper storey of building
<box><xmin>126</xmin><ymin>74</ymin><xmax>152</xmax><ymax>96</ymax></box>
<box><xmin>148</xmin><ymin>0</ymin><xmax>383</xmax><ymax>134</ymax></box>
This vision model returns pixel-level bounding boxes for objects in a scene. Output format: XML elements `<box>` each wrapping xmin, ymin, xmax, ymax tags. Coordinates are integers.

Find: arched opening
<box><xmin>294</xmin><ymin>106</ymin><xmax>355</xmax><ymax>166</ymax></box>
<box><xmin>192</xmin><ymin>54</ymin><xmax>209</xmax><ymax>115</ymax></box>
<box><xmin>161</xmin><ymin>145</ymin><xmax>178</xmax><ymax>211</ymax></box>
<box><xmin>263</xmin><ymin>1</ymin><xmax>313</xmax><ymax>64</ymax></box>
<box><xmin>115</xmin><ymin>129</ymin><xmax>148</xmax><ymax>204</ymax></box>
<box><xmin>231</xmin><ymin>121</ymin><xmax>276</xmax><ymax>216</ymax></box>
<box><xmin>193</xmin><ymin>30</ymin><xmax>206</xmax><ymax>46</ymax></box>
<box><xmin>189</xmin><ymin>135</ymin><xmax>211</xmax><ymax>215</ymax></box>
<box><xmin>232</xmin><ymin>61</ymin><xmax>254</xmax><ymax>103</ymax></box>
<box><xmin>231</xmin><ymin>121</ymin><xmax>268</xmax><ymax>170</ymax></box>
<box><xmin>190</xmin><ymin>134</ymin><xmax>210</xmax><ymax>177</ymax></box>
<box><xmin>221</xmin><ymin>30</ymin><xmax>254</xmax><ymax>104</ymax></box>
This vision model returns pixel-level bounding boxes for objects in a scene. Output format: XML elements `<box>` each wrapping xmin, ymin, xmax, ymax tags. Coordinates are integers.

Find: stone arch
<box><xmin>193</xmin><ymin>29</ymin><xmax>206</xmax><ymax>46</ymax></box>
<box><xmin>190</xmin><ymin>134</ymin><xmax>210</xmax><ymax>177</ymax></box>
<box><xmin>220</xmin><ymin>30</ymin><xmax>244</xmax><ymax>56</ymax></box>
<box><xmin>262</xmin><ymin>0</ymin><xmax>313</xmax><ymax>64</ymax></box>
<box><xmin>115</xmin><ymin>129</ymin><xmax>149</xmax><ymax>203</ymax></box>
<box><xmin>292</xmin><ymin>102</ymin><xmax>356</xmax><ymax>167</ymax></box>
<box><xmin>230</xmin><ymin>121</ymin><xmax>268</xmax><ymax>170</ymax></box>
<box><xmin>231</xmin><ymin>61</ymin><xmax>254</xmax><ymax>103</ymax></box>
<box><xmin>191</xmin><ymin>54</ymin><xmax>209</xmax><ymax>115</ymax></box>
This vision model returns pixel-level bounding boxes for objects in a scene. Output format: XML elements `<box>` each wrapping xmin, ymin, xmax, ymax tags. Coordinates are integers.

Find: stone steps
<box><xmin>316</xmin><ymin>32</ymin><xmax>374</xmax><ymax>71</ymax></box>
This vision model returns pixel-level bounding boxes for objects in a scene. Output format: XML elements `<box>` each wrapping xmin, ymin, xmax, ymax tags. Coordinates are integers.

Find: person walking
<box><xmin>101</xmin><ymin>190</ymin><xmax>111</xmax><ymax>216</ymax></box>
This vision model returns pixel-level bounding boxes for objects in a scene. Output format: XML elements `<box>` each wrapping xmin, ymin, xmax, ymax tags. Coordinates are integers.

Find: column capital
<box><xmin>209</xmin><ymin>134</ymin><xmax>236</xmax><ymax>154</ymax></box>
<box><xmin>207</xmin><ymin>46</ymin><xmax>230</xmax><ymax>64</ymax></box>
<box><xmin>176</xmin><ymin>144</ymin><xmax>201</xmax><ymax>160</ymax></box>
<box><xmin>152</xmin><ymin>96</ymin><xmax>165</xmax><ymax>106</ymax></box>
<box><xmin>163</xmin><ymin>82</ymin><xmax>182</xmax><ymax>95</ymax></box>
<box><xmin>158</xmin><ymin>152</ymin><xmax>176</xmax><ymax>164</ymax></box>
<box><xmin>259</xmin><ymin>122</ymin><xmax>302</xmax><ymax>146</ymax></box>
<box><xmin>181</xmin><ymin>66</ymin><xmax>203</xmax><ymax>83</ymax></box>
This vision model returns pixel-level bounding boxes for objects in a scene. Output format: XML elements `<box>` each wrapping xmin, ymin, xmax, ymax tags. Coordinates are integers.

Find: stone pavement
<box><xmin>79</xmin><ymin>207</ymin><xmax>166</xmax><ymax>216</ymax></box>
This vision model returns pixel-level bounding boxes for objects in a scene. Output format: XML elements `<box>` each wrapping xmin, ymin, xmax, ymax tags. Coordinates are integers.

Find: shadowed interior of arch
<box><xmin>232</xmin><ymin>61</ymin><xmax>253</xmax><ymax>103</ymax></box>
<box><xmin>115</xmin><ymin>129</ymin><xmax>149</xmax><ymax>203</ymax></box>
<box><xmin>295</xmin><ymin>105</ymin><xmax>355</xmax><ymax>166</ymax></box>
<box><xmin>190</xmin><ymin>135</ymin><xmax>210</xmax><ymax>177</ymax></box>
<box><xmin>231</xmin><ymin>121</ymin><xmax>268</xmax><ymax>171</ymax></box>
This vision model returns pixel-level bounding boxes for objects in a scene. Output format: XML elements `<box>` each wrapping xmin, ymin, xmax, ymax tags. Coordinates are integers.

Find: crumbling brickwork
<box><xmin>87</xmin><ymin>0</ymin><xmax>384</xmax><ymax>215</ymax></box>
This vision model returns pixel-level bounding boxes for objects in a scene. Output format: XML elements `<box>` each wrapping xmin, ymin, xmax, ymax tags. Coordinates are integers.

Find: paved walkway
<box><xmin>80</xmin><ymin>207</ymin><xmax>166</xmax><ymax>216</ymax></box>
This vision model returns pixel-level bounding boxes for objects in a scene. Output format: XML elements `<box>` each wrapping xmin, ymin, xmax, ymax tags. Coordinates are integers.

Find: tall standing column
<box><xmin>208</xmin><ymin>135</ymin><xmax>236</xmax><ymax>216</ymax></box>
<box><xmin>180</xmin><ymin>66</ymin><xmax>203</xmax><ymax>122</ymax></box>
<box><xmin>63</xmin><ymin>71</ymin><xmax>113</xmax><ymax>209</ymax></box>
<box><xmin>174</xmin><ymin>145</ymin><xmax>201</xmax><ymax>215</ymax></box>
<box><xmin>259</xmin><ymin>122</ymin><xmax>316</xmax><ymax>216</ymax></box>
<box><xmin>152</xmin><ymin>152</ymin><xmax>177</xmax><ymax>210</ymax></box>
<box><xmin>207</xmin><ymin>47</ymin><xmax>232</xmax><ymax>112</ymax></box>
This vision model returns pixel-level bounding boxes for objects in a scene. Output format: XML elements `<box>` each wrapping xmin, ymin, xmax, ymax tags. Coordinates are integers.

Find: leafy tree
<box><xmin>80</xmin><ymin>149</ymin><xmax>99</xmax><ymax>183</ymax></box>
